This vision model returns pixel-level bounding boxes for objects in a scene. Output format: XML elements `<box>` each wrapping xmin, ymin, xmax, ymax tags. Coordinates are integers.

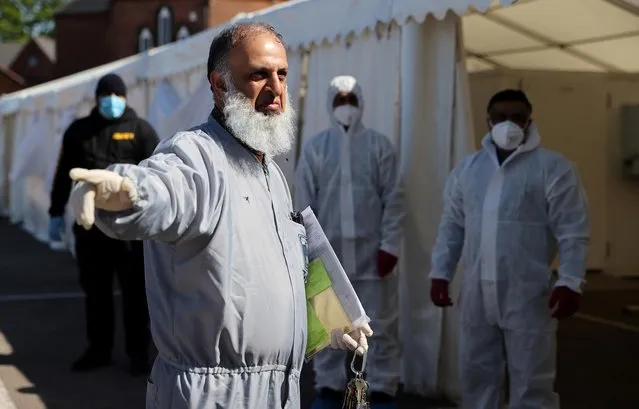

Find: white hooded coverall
<box><xmin>294</xmin><ymin>76</ymin><xmax>403</xmax><ymax>396</ymax></box>
<box><xmin>430</xmin><ymin>125</ymin><xmax>589</xmax><ymax>409</ymax></box>
<box><xmin>94</xmin><ymin>117</ymin><xmax>308</xmax><ymax>409</ymax></box>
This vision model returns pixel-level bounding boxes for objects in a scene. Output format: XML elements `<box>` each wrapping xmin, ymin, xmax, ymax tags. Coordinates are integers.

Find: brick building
<box><xmin>0</xmin><ymin>38</ymin><xmax>56</xmax><ymax>95</ymax></box>
<box><xmin>55</xmin><ymin>0</ymin><xmax>286</xmax><ymax>79</ymax></box>
<box><xmin>0</xmin><ymin>43</ymin><xmax>24</xmax><ymax>95</ymax></box>
<box><xmin>10</xmin><ymin>37</ymin><xmax>56</xmax><ymax>86</ymax></box>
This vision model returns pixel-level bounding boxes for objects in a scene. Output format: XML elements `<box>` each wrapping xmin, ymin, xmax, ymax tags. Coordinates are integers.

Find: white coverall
<box><xmin>294</xmin><ymin>76</ymin><xmax>403</xmax><ymax>396</ymax></box>
<box><xmin>94</xmin><ymin>117</ymin><xmax>308</xmax><ymax>408</ymax></box>
<box><xmin>430</xmin><ymin>125</ymin><xmax>589</xmax><ymax>409</ymax></box>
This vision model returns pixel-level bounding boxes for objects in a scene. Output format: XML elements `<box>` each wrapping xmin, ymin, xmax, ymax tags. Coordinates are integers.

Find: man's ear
<box><xmin>209</xmin><ymin>71</ymin><xmax>227</xmax><ymax>101</ymax></box>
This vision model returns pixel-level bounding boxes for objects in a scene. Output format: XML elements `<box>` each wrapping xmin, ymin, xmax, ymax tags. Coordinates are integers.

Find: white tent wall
<box><xmin>147</xmin><ymin>79</ymin><xmax>184</xmax><ymax>131</ymax></box>
<box><xmin>127</xmin><ymin>83</ymin><xmax>149</xmax><ymax>119</ymax></box>
<box><xmin>158</xmin><ymin>77</ymin><xmax>213</xmax><ymax>141</ymax></box>
<box><xmin>8</xmin><ymin>112</ymin><xmax>29</xmax><ymax>223</ymax></box>
<box><xmin>469</xmin><ymin>70</ymin><xmax>639</xmax><ymax>278</ymax></box>
<box><xmin>145</xmin><ymin>69</ymin><xmax>208</xmax><ymax>130</ymax></box>
<box><xmin>399</xmin><ymin>14</ymin><xmax>474</xmax><ymax>400</ymax></box>
<box><xmin>9</xmin><ymin>108</ymin><xmax>78</xmax><ymax>242</ymax></box>
<box><xmin>0</xmin><ymin>113</ymin><xmax>17</xmax><ymax>216</ymax></box>
<box><xmin>168</xmin><ymin>71</ymin><xmax>194</xmax><ymax>101</ymax></box>
<box><xmin>187</xmin><ymin>68</ymin><xmax>207</xmax><ymax>95</ymax></box>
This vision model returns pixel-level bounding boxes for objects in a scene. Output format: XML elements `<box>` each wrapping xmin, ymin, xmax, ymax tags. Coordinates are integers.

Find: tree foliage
<box><xmin>0</xmin><ymin>0</ymin><xmax>71</xmax><ymax>41</ymax></box>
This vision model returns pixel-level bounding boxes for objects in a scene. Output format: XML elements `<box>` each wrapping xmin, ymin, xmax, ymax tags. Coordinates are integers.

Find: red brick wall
<box><xmin>55</xmin><ymin>13</ymin><xmax>111</xmax><ymax>78</ymax></box>
<box><xmin>109</xmin><ymin>0</ymin><xmax>209</xmax><ymax>60</ymax></box>
<box><xmin>10</xmin><ymin>40</ymin><xmax>55</xmax><ymax>86</ymax></box>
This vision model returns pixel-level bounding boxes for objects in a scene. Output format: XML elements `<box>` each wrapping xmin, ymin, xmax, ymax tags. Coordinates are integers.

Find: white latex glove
<box><xmin>330</xmin><ymin>323</ymin><xmax>373</xmax><ymax>356</ymax></box>
<box><xmin>68</xmin><ymin>168</ymin><xmax>138</xmax><ymax>230</ymax></box>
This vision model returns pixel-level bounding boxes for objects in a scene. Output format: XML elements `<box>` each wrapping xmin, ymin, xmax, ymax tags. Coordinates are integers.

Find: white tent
<box><xmin>3</xmin><ymin>0</ymin><xmax>639</xmax><ymax>402</ymax></box>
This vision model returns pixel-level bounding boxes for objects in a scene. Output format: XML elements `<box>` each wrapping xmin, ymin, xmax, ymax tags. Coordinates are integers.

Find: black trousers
<box><xmin>73</xmin><ymin>225</ymin><xmax>150</xmax><ymax>360</ymax></box>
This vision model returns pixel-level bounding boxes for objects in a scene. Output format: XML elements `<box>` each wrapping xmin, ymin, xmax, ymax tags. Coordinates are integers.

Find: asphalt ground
<box><xmin>0</xmin><ymin>217</ymin><xmax>638</xmax><ymax>409</ymax></box>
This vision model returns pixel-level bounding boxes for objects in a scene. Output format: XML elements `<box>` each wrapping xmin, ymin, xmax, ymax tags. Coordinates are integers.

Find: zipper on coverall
<box><xmin>261</xmin><ymin>160</ymin><xmax>297</xmax><ymax>407</ymax></box>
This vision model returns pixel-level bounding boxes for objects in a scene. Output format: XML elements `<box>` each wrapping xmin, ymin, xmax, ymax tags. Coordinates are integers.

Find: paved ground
<box><xmin>0</xmin><ymin>216</ymin><xmax>638</xmax><ymax>409</ymax></box>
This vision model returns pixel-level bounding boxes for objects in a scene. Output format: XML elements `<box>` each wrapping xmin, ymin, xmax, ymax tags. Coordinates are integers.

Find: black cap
<box><xmin>95</xmin><ymin>73</ymin><xmax>127</xmax><ymax>97</ymax></box>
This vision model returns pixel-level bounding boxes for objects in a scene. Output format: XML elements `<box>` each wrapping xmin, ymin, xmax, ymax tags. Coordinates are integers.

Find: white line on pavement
<box><xmin>575</xmin><ymin>313</ymin><xmax>639</xmax><ymax>333</ymax></box>
<box><xmin>0</xmin><ymin>377</ymin><xmax>18</xmax><ymax>409</ymax></box>
<box><xmin>0</xmin><ymin>291</ymin><xmax>121</xmax><ymax>303</ymax></box>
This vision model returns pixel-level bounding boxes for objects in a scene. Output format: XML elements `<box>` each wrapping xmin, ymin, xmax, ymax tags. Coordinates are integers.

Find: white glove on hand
<box><xmin>69</xmin><ymin>168</ymin><xmax>138</xmax><ymax>230</ymax></box>
<box><xmin>330</xmin><ymin>323</ymin><xmax>373</xmax><ymax>356</ymax></box>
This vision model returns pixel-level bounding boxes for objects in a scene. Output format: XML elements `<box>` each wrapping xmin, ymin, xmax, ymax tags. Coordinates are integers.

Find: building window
<box><xmin>177</xmin><ymin>25</ymin><xmax>190</xmax><ymax>41</ymax></box>
<box><xmin>157</xmin><ymin>6</ymin><xmax>173</xmax><ymax>46</ymax></box>
<box><xmin>138</xmin><ymin>28</ymin><xmax>153</xmax><ymax>52</ymax></box>
<box><xmin>27</xmin><ymin>56</ymin><xmax>38</xmax><ymax>68</ymax></box>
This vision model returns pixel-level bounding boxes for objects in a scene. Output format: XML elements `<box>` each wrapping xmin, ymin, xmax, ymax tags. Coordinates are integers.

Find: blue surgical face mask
<box><xmin>98</xmin><ymin>95</ymin><xmax>126</xmax><ymax>120</ymax></box>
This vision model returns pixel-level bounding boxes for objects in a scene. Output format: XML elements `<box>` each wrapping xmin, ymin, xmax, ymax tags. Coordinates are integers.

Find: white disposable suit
<box><xmin>93</xmin><ymin>117</ymin><xmax>308</xmax><ymax>409</ymax></box>
<box><xmin>430</xmin><ymin>125</ymin><xmax>589</xmax><ymax>409</ymax></box>
<box><xmin>294</xmin><ymin>76</ymin><xmax>403</xmax><ymax>395</ymax></box>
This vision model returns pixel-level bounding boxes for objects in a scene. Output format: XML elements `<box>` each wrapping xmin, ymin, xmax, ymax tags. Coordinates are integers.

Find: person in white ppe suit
<box><xmin>295</xmin><ymin>75</ymin><xmax>403</xmax><ymax>409</ymax></box>
<box><xmin>429</xmin><ymin>89</ymin><xmax>589</xmax><ymax>409</ymax></box>
<box><xmin>66</xmin><ymin>22</ymin><xmax>373</xmax><ymax>409</ymax></box>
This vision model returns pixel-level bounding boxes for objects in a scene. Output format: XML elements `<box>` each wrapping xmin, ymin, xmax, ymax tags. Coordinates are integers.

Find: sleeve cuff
<box><xmin>428</xmin><ymin>271</ymin><xmax>451</xmax><ymax>281</ymax></box>
<box><xmin>380</xmin><ymin>242</ymin><xmax>400</xmax><ymax>258</ymax></box>
<box><xmin>555</xmin><ymin>275</ymin><xmax>585</xmax><ymax>294</ymax></box>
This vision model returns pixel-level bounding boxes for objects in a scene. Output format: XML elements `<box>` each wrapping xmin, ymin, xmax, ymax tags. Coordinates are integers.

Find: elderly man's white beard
<box><xmin>221</xmin><ymin>87</ymin><xmax>296</xmax><ymax>157</ymax></box>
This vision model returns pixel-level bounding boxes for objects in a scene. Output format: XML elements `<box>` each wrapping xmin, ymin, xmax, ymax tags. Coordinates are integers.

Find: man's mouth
<box><xmin>257</xmin><ymin>101</ymin><xmax>280</xmax><ymax>113</ymax></box>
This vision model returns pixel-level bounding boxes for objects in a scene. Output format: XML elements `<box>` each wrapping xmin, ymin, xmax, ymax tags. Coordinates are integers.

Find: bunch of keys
<box><xmin>342</xmin><ymin>351</ymin><xmax>370</xmax><ymax>409</ymax></box>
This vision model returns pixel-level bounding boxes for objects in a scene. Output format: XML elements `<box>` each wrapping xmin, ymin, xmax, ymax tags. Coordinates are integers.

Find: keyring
<box><xmin>350</xmin><ymin>349</ymin><xmax>367</xmax><ymax>378</ymax></box>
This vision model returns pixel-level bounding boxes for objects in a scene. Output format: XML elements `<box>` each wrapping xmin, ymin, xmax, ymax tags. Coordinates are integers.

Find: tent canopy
<box><xmin>465</xmin><ymin>0</ymin><xmax>639</xmax><ymax>73</ymax></box>
<box><xmin>4</xmin><ymin>0</ymin><xmax>639</xmax><ymax>114</ymax></box>
<box><xmin>0</xmin><ymin>0</ymin><xmax>513</xmax><ymax>115</ymax></box>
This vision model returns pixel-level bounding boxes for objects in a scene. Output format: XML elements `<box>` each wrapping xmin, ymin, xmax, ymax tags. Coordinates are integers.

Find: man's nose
<box><xmin>266</xmin><ymin>73</ymin><xmax>283</xmax><ymax>97</ymax></box>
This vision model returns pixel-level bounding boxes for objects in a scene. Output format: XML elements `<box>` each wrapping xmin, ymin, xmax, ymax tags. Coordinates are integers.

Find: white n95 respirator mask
<box><xmin>333</xmin><ymin>105</ymin><xmax>361</xmax><ymax>127</ymax></box>
<box><xmin>491</xmin><ymin>120</ymin><xmax>525</xmax><ymax>150</ymax></box>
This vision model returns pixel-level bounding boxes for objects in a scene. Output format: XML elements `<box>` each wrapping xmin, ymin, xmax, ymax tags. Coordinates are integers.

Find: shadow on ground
<box><xmin>0</xmin><ymin>217</ymin><xmax>638</xmax><ymax>408</ymax></box>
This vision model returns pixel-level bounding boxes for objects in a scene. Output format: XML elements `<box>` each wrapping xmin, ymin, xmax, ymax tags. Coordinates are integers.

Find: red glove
<box><xmin>548</xmin><ymin>286</ymin><xmax>581</xmax><ymax>320</ymax></box>
<box><xmin>377</xmin><ymin>250</ymin><xmax>398</xmax><ymax>278</ymax></box>
<box><xmin>430</xmin><ymin>279</ymin><xmax>453</xmax><ymax>307</ymax></box>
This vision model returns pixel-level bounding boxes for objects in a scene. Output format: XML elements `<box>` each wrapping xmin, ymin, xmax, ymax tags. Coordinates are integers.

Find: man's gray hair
<box><xmin>207</xmin><ymin>22</ymin><xmax>284</xmax><ymax>81</ymax></box>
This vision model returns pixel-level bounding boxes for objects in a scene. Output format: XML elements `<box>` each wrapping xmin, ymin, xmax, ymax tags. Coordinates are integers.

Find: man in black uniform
<box><xmin>48</xmin><ymin>73</ymin><xmax>159</xmax><ymax>376</ymax></box>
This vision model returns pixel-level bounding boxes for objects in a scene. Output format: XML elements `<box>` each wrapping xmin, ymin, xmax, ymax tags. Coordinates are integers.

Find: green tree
<box><xmin>0</xmin><ymin>0</ymin><xmax>71</xmax><ymax>41</ymax></box>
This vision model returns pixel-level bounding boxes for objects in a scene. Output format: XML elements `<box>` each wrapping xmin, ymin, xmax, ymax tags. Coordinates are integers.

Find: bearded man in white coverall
<box><xmin>66</xmin><ymin>22</ymin><xmax>373</xmax><ymax>409</ymax></box>
<box><xmin>429</xmin><ymin>89</ymin><xmax>589</xmax><ymax>409</ymax></box>
<box><xmin>295</xmin><ymin>75</ymin><xmax>404</xmax><ymax>409</ymax></box>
